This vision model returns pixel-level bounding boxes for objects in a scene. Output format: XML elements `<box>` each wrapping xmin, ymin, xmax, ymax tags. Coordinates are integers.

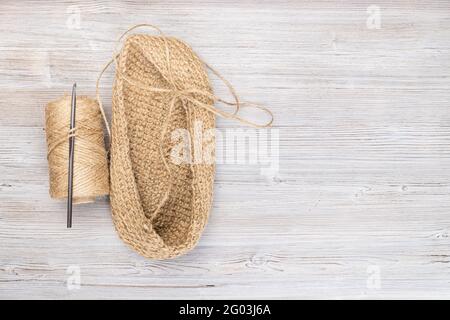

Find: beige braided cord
<box><xmin>97</xmin><ymin>24</ymin><xmax>273</xmax><ymax>259</ymax></box>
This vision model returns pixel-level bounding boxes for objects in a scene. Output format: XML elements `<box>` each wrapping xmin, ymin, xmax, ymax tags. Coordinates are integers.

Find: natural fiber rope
<box><xmin>45</xmin><ymin>24</ymin><xmax>273</xmax><ymax>259</ymax></box>
<box><xmin>45</xmin><ymin>95</ymin><xmax>109</xmax><ymax>204</ymax></box>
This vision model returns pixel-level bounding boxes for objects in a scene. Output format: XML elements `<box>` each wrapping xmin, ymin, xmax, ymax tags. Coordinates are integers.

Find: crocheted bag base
<box><xmin>110</xmin><ymin>35</ymin><xmax>215</xmax><ymax>259</ymax></box>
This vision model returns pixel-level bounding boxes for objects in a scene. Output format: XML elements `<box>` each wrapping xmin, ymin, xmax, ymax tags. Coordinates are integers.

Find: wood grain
<box><xmin>0</xmin><ymin>0</ymin><xmax>450</xmax><ymax>299</ymax></box>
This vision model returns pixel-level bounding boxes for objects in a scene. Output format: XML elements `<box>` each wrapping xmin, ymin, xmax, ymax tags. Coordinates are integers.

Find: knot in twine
<box><xmin>96</xmin><ymin>24</ymin><xmax>274</xmax><ymax>138</ymax></box>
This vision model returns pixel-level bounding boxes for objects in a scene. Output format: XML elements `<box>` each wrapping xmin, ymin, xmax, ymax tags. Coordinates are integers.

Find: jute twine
<box><xmin>45</xmin><ymin>95</ymin><xmax>109</xmax><ymax>204</ymax></box>
<box><xmin>99</xmin><ymin>25</ymin><xmax>273</xmax><ymax>259</ymax></box>
<box><xmin>45</xmin><ymin>24</ymin><xmax>273</xmax><ymax>259</ymax></box>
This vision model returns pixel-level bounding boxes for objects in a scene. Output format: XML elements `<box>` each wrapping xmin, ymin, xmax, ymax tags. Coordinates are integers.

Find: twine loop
<box><xmin>96</xmin><ymin>24</ymin><xmax>274</xmax><ymax>140</ymax></box>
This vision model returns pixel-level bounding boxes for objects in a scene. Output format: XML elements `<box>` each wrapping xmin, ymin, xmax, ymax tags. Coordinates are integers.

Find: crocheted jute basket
<box><xmin>110</xmin><ymin>34</ymin><xmax>215</xmax><ymax>259</ymax></box>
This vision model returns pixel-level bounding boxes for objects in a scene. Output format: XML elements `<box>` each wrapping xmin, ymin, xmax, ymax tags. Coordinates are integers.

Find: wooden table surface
<box><xmin>1</xmin><ymin>0</ymin><xmax>449</xmax><ymax>299</ymax></box>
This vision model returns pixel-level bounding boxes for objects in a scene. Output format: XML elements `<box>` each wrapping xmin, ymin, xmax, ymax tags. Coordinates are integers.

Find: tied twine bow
<box><xmin>95</xmin><ymin>24</ymin><xmax>274</xmax><ymax>216</ymax></box>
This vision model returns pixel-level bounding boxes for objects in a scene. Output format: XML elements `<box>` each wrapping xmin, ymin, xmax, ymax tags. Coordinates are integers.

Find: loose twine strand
<box><xmin>96</xmin><ymin>23</ymin><xmax>274</xmax><ymax>140</ymax></box>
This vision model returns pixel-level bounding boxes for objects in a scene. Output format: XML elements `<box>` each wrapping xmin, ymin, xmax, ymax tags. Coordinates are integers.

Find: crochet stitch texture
<box><xmin>110</xmin><ymin>35</ymin><xmax>215</xmax><ymax>259</ymax></box>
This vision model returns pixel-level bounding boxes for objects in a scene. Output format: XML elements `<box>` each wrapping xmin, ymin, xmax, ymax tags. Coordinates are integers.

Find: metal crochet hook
<box><xmin>67</xmin><ymin>83</ymin><xmax>77</xmax><ymax>228</ymax></box>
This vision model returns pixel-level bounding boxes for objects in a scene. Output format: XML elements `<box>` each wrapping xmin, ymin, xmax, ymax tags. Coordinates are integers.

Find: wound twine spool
<box><xmin>45</xmin><ymin>95</ymin><xmax>109</xmax><ymax>204</ymax></box>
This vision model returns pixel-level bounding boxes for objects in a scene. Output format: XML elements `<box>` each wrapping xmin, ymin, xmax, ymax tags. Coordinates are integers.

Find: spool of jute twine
<box><xmin>45</xmin><ymin>95</ymin><xmax>109</xmax><ymax>204</ymax></box>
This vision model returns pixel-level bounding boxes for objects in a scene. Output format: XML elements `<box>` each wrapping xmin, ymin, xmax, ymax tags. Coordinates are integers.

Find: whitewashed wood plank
<box><xmin>1</xmin><ymin>0</ymin><xmax>450</xmax><ymax>299</ymax></box>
